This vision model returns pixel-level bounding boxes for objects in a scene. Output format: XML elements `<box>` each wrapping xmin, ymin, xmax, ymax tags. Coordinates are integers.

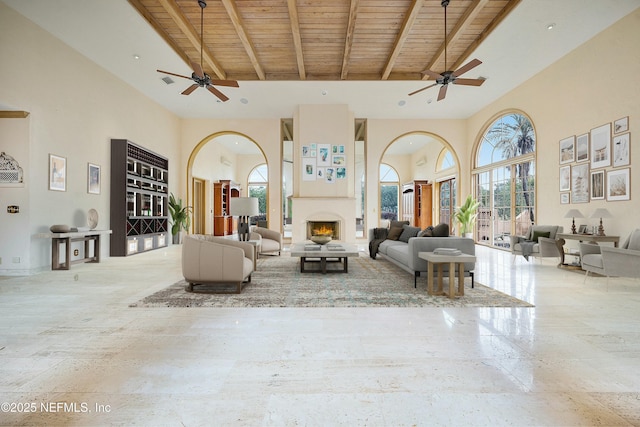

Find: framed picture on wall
<box><xmin>612</xmin><ymin>133</ymin><xmax>630</xmax><ymax>167</ymax></box>
<box><xmin>302</xmin><ymin>157</ymin><xmax>316</xmax><ymax>181</ymax></box>
<box><xmin>576</xmin><ymin>133</ymin><xmax>589</xmax><ymax>162</ymax></box>
<box><xmin>559</xmin><ymin>136</ymin><xmax>575</xmax><ymax>164</ymax></box>
<box><xmin>590</xmin><ymin>170</ymin><xmax>605</xmax><ymax>200</ymax></box>
<box><xmin>560</xmin><ymin>193</ymin><xmax>570</xmax><ymax>204</ymax></box>
<box><xmin>571</xmin><ymin>163</ymin><xmax>590</xmax><ymax>203</ymax></box>
<box><xmin>559</xmin><ymin>165</ymin><xmax>571</xmax><ymax>191</ymax></box>
<box><xmin>87</xmin><ymin>163</ymin><xmax>101</xmax><ymax>194</ymax></box>
<box><xmin>590</xmin><ymin>123</ymin><xmax>611</xmax><ymax>169</ymax></box>
<box><xmin>48</xmin><ymin>154</ymin><xmax>66</xmax><ymax>192</ymax></box>
<box><xmin>607</xmin><ymin>168</ymin><xmax>630</xmax><ymax>201</ymax></box>
<box><xmin>317</xmin><ymin>144</ymin><xmax>331</xmax><ymax>166</ymax></box>
<box><xmin>613</xmin><ymin>116</ymin><xmax>628</xmax><ymax>134</ymax></box>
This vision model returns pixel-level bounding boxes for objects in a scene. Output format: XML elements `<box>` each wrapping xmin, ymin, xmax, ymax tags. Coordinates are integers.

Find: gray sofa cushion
<box><xmin>398</xmin><ymin>225</ymin><xmax>421</xmax><ymax>243</ymax></box>
<box><xmin>432</xmin><ymin>223</ymin><xmax>450</xmax><ymax>237</ymax></box>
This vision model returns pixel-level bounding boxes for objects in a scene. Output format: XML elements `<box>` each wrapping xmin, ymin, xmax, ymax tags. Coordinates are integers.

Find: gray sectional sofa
<box><xmin>369</xmin><ymin>224</ymin><xmax>476</xmax><ymax>288</ymax></box>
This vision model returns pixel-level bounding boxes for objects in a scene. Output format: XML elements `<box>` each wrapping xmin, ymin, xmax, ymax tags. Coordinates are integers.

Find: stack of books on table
<box><xmin>433</xmin><ymin>248</ymin><xmax>461</xmax><ymax>256</ymax></box>
<box><xmin>327</xmin><ymin>244</ymin><xmax>345</xmax><ymax>251</ymax></box>
<box><xmin>304</xmin><ymin>244</ymin><xmax>321</xmax><ymax>251</ymax></box>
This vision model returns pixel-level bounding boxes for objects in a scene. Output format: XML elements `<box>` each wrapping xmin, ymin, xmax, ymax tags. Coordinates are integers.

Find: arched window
<box><xmin>473</xmin><ymin>112</ymin><xmax>536</xmax><ymax>248</ymax></box>
<box><xmin>248</xmin><ymin>164</ymin><xmax>267</xmax><ymax>225</ymax></box>
<box><xmin>437</xmin><ymin>149</ymin><xmax>455</xmax><ymax>171</ymax></box>
<box><xmin>380</xmin><ymin>163</ymin><xmax>399</xmax><ymax>223</ymax></box>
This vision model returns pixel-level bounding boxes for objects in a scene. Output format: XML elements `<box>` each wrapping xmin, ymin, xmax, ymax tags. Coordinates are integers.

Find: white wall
<box><xmin>0</xmin><ymin>3</ymin><xmax>181</xmax><ymax>274</ymax></box>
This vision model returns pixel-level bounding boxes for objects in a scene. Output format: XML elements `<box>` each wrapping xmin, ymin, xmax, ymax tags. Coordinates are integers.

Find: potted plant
<box><xmin>455</xmin><ymin>194</ymin><xmax>480</xmax><ymax>238</ymax></box>
<box><xmin>168</xmin><ymin>193</ymin><xmax>192</xmax><ymax>244</ymax></box>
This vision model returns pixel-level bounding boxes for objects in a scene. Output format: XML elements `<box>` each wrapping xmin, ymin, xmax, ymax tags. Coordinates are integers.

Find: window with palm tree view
<box><xmin>473</xmin><ymin>112</ymin><xmax>536</xmax><ymax>248</ymax></box>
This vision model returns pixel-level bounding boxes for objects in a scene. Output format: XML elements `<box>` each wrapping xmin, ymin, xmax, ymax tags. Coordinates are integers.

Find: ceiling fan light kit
<box><xmin>409</xmin><ymin>0</ymin><xmax>485</xmax><ymax>102</ymax></box>
<box><xmin>156</xmin><ymin>0</ymin><xmax>238</xmax><ymax>102</ymax></box>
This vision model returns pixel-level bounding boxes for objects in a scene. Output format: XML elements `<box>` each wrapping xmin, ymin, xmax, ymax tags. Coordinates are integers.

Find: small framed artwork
<box><xmin>576</xmin><ymin>133</ymin><xmax>589</xmax><ymax>162</ymax></box>
<box><xmin>302</xmin><ymin>157</ymin><xmax>316</xmax><ymax>181</ymax></box>
<box><xmin>578</xmin><ymin>225</ymin><xmax>588</xmax><ymax>234</ymax></box>
<box><xmin>612</xmin><ymin>133</ymin><xmax>630</xmax><ymax>167</ymax></box>
<box><xmin>49</xmin><ymin>154</ymin><xmax>66</xmax><ymax>191</ymax></box>
<box><xmin>560</xmin><ymin>193</ymin><xmax>570</xmax><ymax>204</ymax></box>
<box><xmin>613</xmin><ymin>116</ymin><xmax>628</xmax><ymax>134</ymax></box>
<box><xmin>559</xmin><ymin>136</ymin><xmax>575</xmax><ymax>164</ymax></box>
<box><xmin>317</xmin><ymin>144</ymin><xmax>331</xmax><ymax>167</ymax></box>
<box><xmin>571</xmin><ymin>163</ymin><xmax>589</xmax><ymax>203</ymax></box>
<box><xmin>590</xmin><ymin>170</ymin><xmax>605</xmax><ymax>200</ymax></box>
<box><xmin>88</xmin><ymin>163</ymin><xmax>101</xmax><ymax>194</ymax></box>
<box><xmin>332</xmin><ymin>155</ymin><xmax>345</xmax><ymax>166</ymax></box>
<box><xmin>590</xmin><ymin>123</ymin><xmax>611</xmax><ymax>169</ymax></box>
<box><xmin>336</xmin><ymin>167</ymin><xmax>346</xmax><ymax>179</ymax></box>
<box><xmin>607</xmin><ymin>168</ymin><xmax>630</xmax><ymax>201</ymax></box>
<box><xmin>559</xmin><ymin>165</ymin><xmax>571</xmax><ymax>191</ymax></box>
<box><xmin>325</xmin><ymin>167</ymin><xmax>335</xmax><ymax>183</ymax></box>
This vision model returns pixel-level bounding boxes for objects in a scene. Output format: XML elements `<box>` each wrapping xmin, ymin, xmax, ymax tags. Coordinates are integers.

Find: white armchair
<box><xmin>510</xmin><ymin>225</ymin><xmax>563</xmax><ymax>261</ymax></box>
<box><xmin>581</xmin><ymin>229</ymin><xmax>640</xmax><ymax>280</ymax></box>
<box><xmin>250</xmin><ymin>226</ymin><xmax>283</xmax><ymax>255</ymax></box>
<box><xmin>182</xmin><ymin>234</ymin><xmax>254</xmax><ymax>293</ymax></box>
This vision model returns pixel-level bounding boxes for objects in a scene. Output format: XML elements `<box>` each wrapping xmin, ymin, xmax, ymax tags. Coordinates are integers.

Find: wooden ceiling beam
<box><xmin>0</xmin><ymin>111</ymin><xmax>30</xmax><ymax>118</ymax></box>
<box><xmin>381</xmin><ymin>0</ymin><xmax>424</xmax><ymax>81</ymax></box>
<box><xmin>422</xmin><ymin>0</ymin><xmax>489</xmax><ymax>78</ymax></box>
<box><xmin>221</xmin><ymin>0</ymin><xmax>266</xmax><ymax>80</ymax></box>
<box><xmin>156</xmin><ymin>0</ymin><xmax>228</xmax><ymax>80</ymax></box>
<box><xmin>340</xmin><ymin>0</ymin><xmax>360</xmax><ymax>80</ymax></box>
<box><xmin>287</xmin><ymin>0</ymin><xmax>306</xmax><ymax>80</ymax></box>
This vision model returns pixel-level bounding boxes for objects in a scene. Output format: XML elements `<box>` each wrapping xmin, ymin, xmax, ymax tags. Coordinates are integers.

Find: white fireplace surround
<box><xmin>291</xmin><ymin>197</ymin><xmax>356</xmax><ymax>243</ymax></box>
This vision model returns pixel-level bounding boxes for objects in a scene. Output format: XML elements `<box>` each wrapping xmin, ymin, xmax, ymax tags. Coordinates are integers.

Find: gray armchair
<box><xmin>510</xmin><ymin>225</ymin><xmax>563</xmax><ymax>262</ymax></box>
<box><xmin>250</xmin><ymin>226</ymin><xmax>283</xmax><ymax>255</ymax></box>
<box><xmin>581</xmin><ymin>229</ymin><xmax>640</xmax><ymax>280</ymax></box>
<box><xmin>182</xmin><ymin>234</ymin><xmax>254</xmax><ymax>293</ymax></box>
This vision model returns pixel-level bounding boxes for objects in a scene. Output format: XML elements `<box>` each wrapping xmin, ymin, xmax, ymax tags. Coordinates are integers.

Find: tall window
<box><xmin>380</xmin><ymin>163</ymin><xmax>399</xmax><ymax>222</ymax></box>
<box><xmin>248</xmin><ymin>164</ymin><xmax>267</xmax><ymax>225</ymax></box>
<box><xmin>473</xmin><ymin>112</ymin><xmax>536</xmax><ymax>248</ymax></box>
<box><xmin>436</xmin><ymin>148</ymin><xmax>456</xmax><ymax>231</ymax></box>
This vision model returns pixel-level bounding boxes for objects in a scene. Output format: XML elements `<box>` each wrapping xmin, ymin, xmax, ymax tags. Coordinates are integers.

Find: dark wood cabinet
<box><xmin>110</xmin><ymin>139</ymin><xmax>169</xmax><ymax>256</ymax></box>
<box><xmin>213</xmin><ymin>179</ymin><xmax>239</xmax><ymax>236</ymax></box>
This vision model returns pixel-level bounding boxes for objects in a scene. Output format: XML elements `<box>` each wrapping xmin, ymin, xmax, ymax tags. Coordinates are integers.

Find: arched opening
<box><xmin>186</xmin><ymin>131</ymin><xmax>266</xmax><ymax>236</ymax></box>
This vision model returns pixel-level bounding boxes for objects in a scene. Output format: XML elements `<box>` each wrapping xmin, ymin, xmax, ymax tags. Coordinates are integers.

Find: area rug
<box><xmin>132</xmin><ymin>254</ymin><xmax>533</xmax><ymax>308</ymax></box>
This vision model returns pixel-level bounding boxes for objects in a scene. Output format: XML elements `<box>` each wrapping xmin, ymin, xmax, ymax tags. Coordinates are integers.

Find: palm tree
<box><xmin>487</xmin><ymin>114</ymin><xmax>536</xmax><ymax>223</ymax></box>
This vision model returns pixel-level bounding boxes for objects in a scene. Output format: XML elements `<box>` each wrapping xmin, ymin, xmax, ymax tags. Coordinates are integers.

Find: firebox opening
<box><xmin>306</xmin><ymin>221</ymin><xmax>340</xmax><ymax>240</ymax></box>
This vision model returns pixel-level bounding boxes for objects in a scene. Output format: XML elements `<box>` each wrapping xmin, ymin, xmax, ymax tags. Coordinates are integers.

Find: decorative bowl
<box><xmin>310</xmin><ymin>235</ymin><xmax>332</xmax><ymax>245</ymax></box>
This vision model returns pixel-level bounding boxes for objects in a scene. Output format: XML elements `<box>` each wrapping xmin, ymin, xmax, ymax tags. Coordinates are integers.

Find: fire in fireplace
<box><xmin>307</xmin><ymin>221</ymin><xmax>340</xmax><ymax>240</ymax></box>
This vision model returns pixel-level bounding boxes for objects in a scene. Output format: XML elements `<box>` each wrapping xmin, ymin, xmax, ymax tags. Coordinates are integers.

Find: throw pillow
<box><xmin>398</xmin><ymin>225</ymin><xmax>421</xmax><ymax>243</ymax></box>
<box><xmin>531</xmin><ymin>231</ymin><xmax>550</xmax><ymax>242</ymax></box>
<box><xmin>389</xmin><ymin>220</ymin><xmax>409</xmax><ymax>230</ymax></box>
<box><xmin>432</xmin><ymin>223</ymin><xmax>450</xmax><ymax>237</ymax></box>
<box><xmin>418</xmin><ymin>226</ymin><xmax>434</xmax><ymax>237</ymax></box>
<box><xmin>386</xmin><ymin>226</ymin><xmax>404</xmax><ymax>241</ymax></box>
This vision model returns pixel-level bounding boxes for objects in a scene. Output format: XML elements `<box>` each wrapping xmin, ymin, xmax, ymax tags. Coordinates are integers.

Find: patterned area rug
<box><xmin>132</xmin><ymin>254</ymin><xmax>533</xmax><ymax>308</ymax></box>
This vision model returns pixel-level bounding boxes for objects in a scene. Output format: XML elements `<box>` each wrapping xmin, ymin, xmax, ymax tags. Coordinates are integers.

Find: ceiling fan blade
<box><xmin>207</xmin><ymin>85</ymin><xmax>229</xmax><ymax>102</ymax></box>
<box><xmin>157</xmin><ymin>69</ymin><xmax>192</xmax><ymax>80</ymax></box>
<box><xmin>191</xmin><ymin>61</ymin><xmax>205</xmax><ymax>79</ymax></box>
<box><xmin>181</xmin><ymin>84</ymin><xmax>199</xmax><ymax>95</ymax></box>
<box><xmin>421</xmin><ymin>69</ymin><xmax>444</xmax><ymax>81</ymax></box>
<box><xmin>408</xmin><ymin>83</ymin><xmax>438</xmax><ymax>96</ymax></box>
<box><xmin>452</xmin><ymin>58</ymin><xmax>482</xmax><ymax>77</ymax></box>
<box><xmin>210</xmin><ymin>79</ymin><xmax>240</xmax><ymax>88</ymax></box>
<box><xmin>453</xmin><ymin>78</ymin><xmax>485</xmax><ymax>86</ymax></box>
<box><xmin>437</xmin><ymin>84</ymin><xmax>448</xmax><ymax>101</ymax></box>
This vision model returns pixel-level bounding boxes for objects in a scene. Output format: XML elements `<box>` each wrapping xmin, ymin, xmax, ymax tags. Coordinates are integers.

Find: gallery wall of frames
<box><xmin>559</xmin><ymin>116</ymin><xmax>630</xmax><ymax>204</ymax></box>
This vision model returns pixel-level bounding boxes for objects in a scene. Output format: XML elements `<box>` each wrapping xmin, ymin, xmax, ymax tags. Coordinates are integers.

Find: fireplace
<box><xmin>307</xmin><ymin>221</ymin><xmax>340</xmax><ymax>240</ymax></box>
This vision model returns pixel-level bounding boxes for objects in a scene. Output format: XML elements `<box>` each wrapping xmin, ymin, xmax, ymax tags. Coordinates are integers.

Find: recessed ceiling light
<box><xmin>427</xmin><ymin>99</ymin><xmax>433</xmax><ymax>104</ymax></box>
<box><xmin>546</xmin><ymin>23</ymin><xmax>555</xmax><ymax>30</ymax></box>
<box><xmin>398</xmin><ymin>100</ymin><xmax>406</xmax><ymax>107</ymax></box>
<box><xmin>240</xmin><ymin>98</ymin><xmax>249</xmax><ymax>104</ymax></box>
<box><xmin>321</xmin><ymin>90</ymin><xmax>328</xmax><ymax>96</ymax></box>
<box><xmin>133</xmin><ymin>54</ymin><xmax>141</xmax><ymax>60</ymax></box>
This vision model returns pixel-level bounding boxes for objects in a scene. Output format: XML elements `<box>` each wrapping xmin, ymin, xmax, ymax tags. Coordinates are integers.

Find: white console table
<box><xmin>36</xmin><ymin>230</ymin><xmax>112</xmax><ymax>270</ymax></box>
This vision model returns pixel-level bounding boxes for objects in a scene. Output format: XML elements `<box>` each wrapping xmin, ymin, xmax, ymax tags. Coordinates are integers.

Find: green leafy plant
<box><xmin>168</xmin><ymin>193</ymin><xmax>192</xmax><ymax>237</ymax></box>
<box><xmin>455</xmin><ymin>195</ymin><xmax>480</xmax><ymax>235</ymax></box>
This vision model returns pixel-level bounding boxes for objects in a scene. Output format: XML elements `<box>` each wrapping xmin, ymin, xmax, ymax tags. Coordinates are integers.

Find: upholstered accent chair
<box><xmin>580</xmin><ymin>229</ymin><xmax>640</xmax><ymax>281</ymax></box>
<box><xmin>510</xmin><ymin>225</ymin><xmax>563</xmax><ymax>262</ymax></box>
<box><xmin>182</xmin><ymin>234</ymin><xmax>254</xmax><ymax>293</ymax></box>
<box><xmin>250</xmin><ymin>226</ymin><xmax>283</xmax><ymax>256</ymax></box>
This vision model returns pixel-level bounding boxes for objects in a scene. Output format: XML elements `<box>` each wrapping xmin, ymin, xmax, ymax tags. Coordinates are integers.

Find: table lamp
<box><xmin>590</xmin><ymin>208</ymin><xmax>612</xmax><ymax>236</ymax></box>
<box><xmin>564</xmin><ymin>209</ymin><xmax>584</xmax><ymax>234</ymax></box>
<box><xmin>230</xmin><ymin>197</ymin><xmax>259</xmax><ymax>241</ymax></box>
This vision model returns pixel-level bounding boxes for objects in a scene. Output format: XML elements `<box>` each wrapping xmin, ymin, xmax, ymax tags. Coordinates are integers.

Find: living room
<box><xmin>1</xmin><ymin>1</ymin><xmax>640</xmax><ymax>424</ymax></box>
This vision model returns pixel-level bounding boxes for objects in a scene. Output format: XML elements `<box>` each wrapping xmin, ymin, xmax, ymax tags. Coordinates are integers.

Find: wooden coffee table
<box><xmin>290</xmin><ymin>242</ymin><xmax>360</xmax><ymax>274</ymax></box>
<box><xmin>418</xmin><ymin>251</ymin><xmax>476</xmax><ymax>298</ymax></box>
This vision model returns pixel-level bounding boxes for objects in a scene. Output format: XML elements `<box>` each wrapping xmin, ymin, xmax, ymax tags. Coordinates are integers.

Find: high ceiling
<box><xmin>3</xmin><ymin>0</ymin><xmax>639</xmax><ymax>120</ymax></box>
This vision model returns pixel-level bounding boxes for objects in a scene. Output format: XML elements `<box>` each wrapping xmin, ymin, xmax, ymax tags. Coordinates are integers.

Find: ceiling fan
<box><xmin>157</xmin><ymin>0</ymin><xmax>238</xmax><ymax>102</ymax></box>
<box><xmin>409</xmin><ymin>0</ymin><xmax>485</xmax><ymax>102</ymax></box>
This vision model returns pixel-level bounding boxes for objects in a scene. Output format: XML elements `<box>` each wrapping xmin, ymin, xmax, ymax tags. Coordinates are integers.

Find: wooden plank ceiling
<box><xmin>129</xmin><ymin>0</ymin><xmax>520</xmax><ymax>81</ymax></box>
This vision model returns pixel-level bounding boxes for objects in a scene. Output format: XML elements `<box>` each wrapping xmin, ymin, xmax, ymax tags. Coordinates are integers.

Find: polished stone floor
<box><xmin>1</xmin><ymin>244</ymin><xmax>639</xmax><ymax>426</ymax></box>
